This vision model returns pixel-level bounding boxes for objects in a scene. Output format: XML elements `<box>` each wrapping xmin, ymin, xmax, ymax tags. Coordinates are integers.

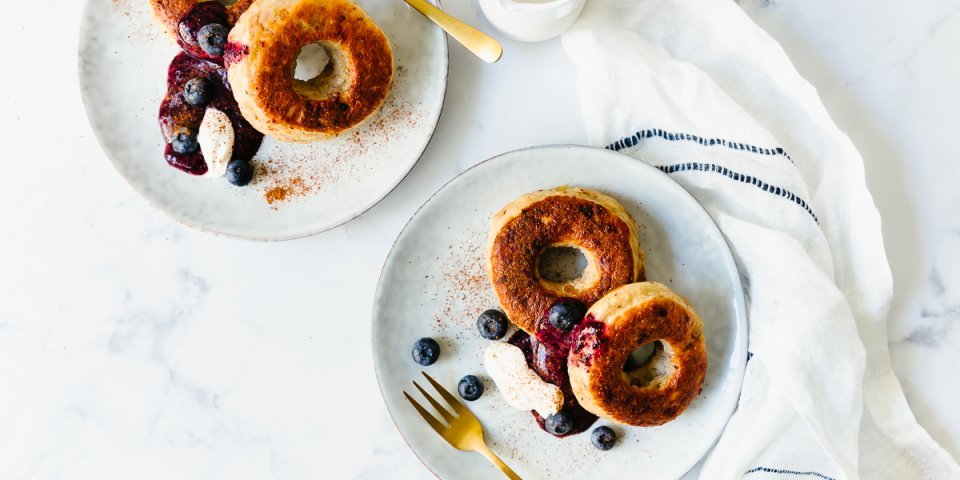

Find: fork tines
<box><xmin>403</xmin><ymin>371</ymin><xmax>467</xmax><ymax>434</ymax></box>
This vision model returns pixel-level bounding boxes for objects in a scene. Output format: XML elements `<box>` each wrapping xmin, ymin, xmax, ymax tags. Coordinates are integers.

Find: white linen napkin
<box><xmin>561</xmin><ymin>1</ymin><xmax>960</xmax><ymax>478</ymax></box>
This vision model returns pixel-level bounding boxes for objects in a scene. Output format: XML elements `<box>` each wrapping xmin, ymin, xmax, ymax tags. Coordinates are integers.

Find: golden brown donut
<box><xmin>568</xmin><ymin>282</ymin><xmax>707</xmax><ymax>426</ymax></box>
<box><xmin>149</xmin><ymin>0</ymin><xmax>256</xmax><ymax>39</ymax></box>
<box><xmin>226</xmin><ymin>0</ymin><xmax>394</xmax><ymax>143</ymax></box>
<box><xmin>487</xmin><ymin>187</ymin><xmax>644</xmax><ymax>334</ymax></box>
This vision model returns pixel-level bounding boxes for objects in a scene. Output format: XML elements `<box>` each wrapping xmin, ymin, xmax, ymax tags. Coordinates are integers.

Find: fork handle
<box><xmin>402</xmin><ymin>0</ymin><xmax>503</xmax><ymax>63</ymax></box>
<box><xmin>475</xmin><ymin>443</ymin><xmax>522</xmax><ymax>480</ymax></box>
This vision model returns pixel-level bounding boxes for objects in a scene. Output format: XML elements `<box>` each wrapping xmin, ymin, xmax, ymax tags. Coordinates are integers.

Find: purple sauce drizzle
<box><xmin>157</xmin><ymin>3</ymin><xmax>262</xmax><ymax>176</ymax></box>
<box><xmin>507</xmin><ymin>309</ymin><xmax>600</xmax><ymax>437</ymax></box>
<box><xmin>223</xmin><ymin>42</ymin><xmax>250</xmax><ymax>68</ymax></box>
<box><xmin>176</xmin><ymin>2</ymin><xmax>229</xmax><ymax>63</ymax></box>
<box><xmin>569</xmin><ymin>315</ymin><xmax>609</xmax><ymax>369</ymax></box>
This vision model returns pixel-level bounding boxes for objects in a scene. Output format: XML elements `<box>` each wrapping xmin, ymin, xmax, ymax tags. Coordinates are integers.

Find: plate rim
<box><xmin>77</xmin><ymin>0</ymin><xmax>450</xmax><ymax>242</ymax></box>
<box><xmin>371</xmin><ymin>144</ymin><xmax>749</xmax><ymax>479</ymax></box>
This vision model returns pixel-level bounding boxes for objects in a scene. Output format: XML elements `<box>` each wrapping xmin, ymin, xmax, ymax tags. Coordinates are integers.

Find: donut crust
<box><xmin>568</xmin><ymin>282</ymin><xmax>707</xmax><ymax>426</ymax></box>
<box><xmin>487</xmin><ymin>187</ymin><xmax>643</xmax><ymax>334</ymax></box>
<box><xmin>227</xmin><ymin>0</ymin><xmax>394</xmax><ymax>142</ymax></box>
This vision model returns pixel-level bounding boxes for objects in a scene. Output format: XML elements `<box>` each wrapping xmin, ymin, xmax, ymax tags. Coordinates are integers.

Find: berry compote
<box><xmin>507</xmin><ymin>298</ymin><xmax>599</xmax><ymax>437</ymax></box>
<box><xmin>157</xmin><ymin>2</ymin><xmax>262</xmax><ymax>179</ymax></box>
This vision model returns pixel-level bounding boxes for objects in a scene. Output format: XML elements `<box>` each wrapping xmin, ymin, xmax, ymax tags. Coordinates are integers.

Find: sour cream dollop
<box><xmin>197</xmin><ymin>108</ymin><xmax>234</xmax><ymax>178</ymax></box>
<box><xmin>484</xmin><ymin>342</ymin><xmax>563</xmax><ymax>417</ymax></box>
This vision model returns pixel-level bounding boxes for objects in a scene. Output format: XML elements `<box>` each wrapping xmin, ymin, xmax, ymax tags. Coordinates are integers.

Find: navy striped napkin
<box><xmin>562</xmin><ymin>1</ymin><xmax>960</xmax><ymax>478</ymax></box>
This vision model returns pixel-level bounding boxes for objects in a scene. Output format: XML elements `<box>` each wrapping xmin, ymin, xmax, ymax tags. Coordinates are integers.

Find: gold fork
<box><xmin>404</xmin><ymin>371</ymin><xmax>521</xmax><ymax>479</ymax></box>
<box><xmin>403</xmin><ymin>0</ymin><xmax>503</xmax><ymax>63</ymax></box>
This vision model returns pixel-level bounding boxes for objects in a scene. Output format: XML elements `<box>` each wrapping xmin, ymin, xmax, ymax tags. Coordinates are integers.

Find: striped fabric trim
<box><xmin>606</xmin><ymin>128</ymin><xmax>795</xmax><ymax>165</ymax></box>
<box><xmin>745</xmin><ymin>466</ymin><xmax>837</xmax><ymax>480</ymax></box>
<box><xmin>655</xmin><ymin>162</ymin><xmax>819</xmax><ymax>223</ymax></box>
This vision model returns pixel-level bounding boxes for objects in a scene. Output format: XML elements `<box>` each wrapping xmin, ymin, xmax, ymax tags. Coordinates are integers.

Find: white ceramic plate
<box><xmin>373</xmin><ymin>145</ymin><xmax>747</xmax><ymax>479</ymax></box>
<box><xmin>78</xmin><ymin>0</ymin><xmax>447</xmax><ymax>240</ymax></box>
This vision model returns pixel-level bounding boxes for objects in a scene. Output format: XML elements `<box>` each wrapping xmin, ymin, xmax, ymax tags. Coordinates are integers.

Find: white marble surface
<box><xmin>0</xmin><ymin>0</ymin><xmax>957</xmax><ymax>478</ymax></box>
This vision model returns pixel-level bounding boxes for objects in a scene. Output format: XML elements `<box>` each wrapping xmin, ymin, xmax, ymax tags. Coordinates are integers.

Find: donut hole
<box><xmin>623</xmin><ymin>340</ymin><xmax>676</xmax><ymax>388</ymax></box>
<box><xmin>538</xmin><ymin>246</ymin><xmax>587</xmax><ymax>282</ymax></box>
<box><xmin>215</xmin><ymin>0</ymin><xmax>238</xmax><ymax>6</ymax></box>
<box><xmin>624</xmin><ymin>342</ymin><xmax>656</xmax><ymax>370</ymax></box>
<box><xmin>536</xmin><ymin>244</ymin><xmax>599</xmax><ymax>295</ymax></box>
<box><xmin>292</xmin><ymin>42</ymin><xmax>352</xmax><ymax>100</ymax></box>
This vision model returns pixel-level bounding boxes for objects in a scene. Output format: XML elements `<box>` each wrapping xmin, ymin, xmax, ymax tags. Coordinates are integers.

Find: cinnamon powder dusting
<box><xmin>111</xmin><ymin>0</ymin><xmax>133</xmax><ymax>18</ymax></box>
<box><xmin>264</xmin><ymin>177</ymin><xmax>312</xmax><ymax>205</ymax></box>
<box><xmin>249</xmin><ymin>69</ymin><xmax>429</xmax><ymax>209</ymax></box>
<box><xmin>433</xmin><ymin>237</ymin><xmax>495</xmax><ymax>339</ymax></box>
<box><xmin>113</xmin><ymin>0</ymin><xmax>164</xmax><ymax>43</ymax></box>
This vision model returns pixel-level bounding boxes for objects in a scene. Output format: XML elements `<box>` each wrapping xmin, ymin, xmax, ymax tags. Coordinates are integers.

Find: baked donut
<box><xmin>226</xmin><ymin>0</ymin><xmax>394</xmax><ymax>143</ymax></box>
<box><xmin>487</xmin><ymin>187</ymin><xmax>644</xmax><ymax>334</ymax></box>
<box><xmin>149</xmin><ymin>0</ymin><xmax>256</xmax><ymax>39</ymax></box>
<box><xmin>567</xmin><ymin>282</ymin><xmax>707</xmax><ymax>426</ymax></box>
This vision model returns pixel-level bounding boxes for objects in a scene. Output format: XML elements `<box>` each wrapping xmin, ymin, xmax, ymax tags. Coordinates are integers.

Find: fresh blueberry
<box><xmin>591</xmin><ymin>426</ymin><xmax>617</xmax><ymax>450</ymax></box>
<box><xmin>544</xmin><ymin>411</ymin><xmax>573</xmax><ymax>436</ymax></box>
<box><xmin>225</xmin><ymin>159</ymin><xmax>253</xmax><ymax>186</ymax></box>
<box><xmin>547</xmin><ymin>298</ymin><xmax>586</xmax><ymax>331</ymax></box>
<box><xmin>197</xmin><ymin>23</ymin><xmax>228</xmax><ymax>57</ymax></box>
<box><xmin>170</xmin><ymin>126</ymin><xmax>198</xmax><ymax>154</ymax></box>
<box><xmin>477</xmin><ymin>309</ymin><xmax>508</xmax><ymax>340</ymax></box>
<box><xmin>176</xmin><ymin>2</ymin><xmax>228</xmax><ymax>58</ymax></box>
<box><xmin>457</xmin><ymin>375</ymin><xmax>484</xmax><ymax>401</ymax></box>
<box><xmin>412</xmin><ymin>338</ymin><xmax>440</xmax><ymax>366</ymax></box>
<box><xmin>183</xmin><ymin>77</ymin><xmax>213</xmax><ymax>106</ymax></box>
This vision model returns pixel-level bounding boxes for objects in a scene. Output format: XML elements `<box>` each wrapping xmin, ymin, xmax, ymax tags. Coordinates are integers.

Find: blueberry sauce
<box><xmin>158</xmin><ymin>53</ymin><xmax>262</xmax><ymax>175</ymax></box>
<box><xmin>177</xmin><ymin>2</ymin><xmax>229</xmax><ymax>62</ymax></box>
<box><xmin>158</xmin><ymin>3</ymin><xmax>262</xmax><ymax>177</ymax></box>
<box><xmin>569</xmin><ymin>316</ymin><xmax>609</xmax><ymax>369</ymax></box>
<box><xmin>223</xmin><ymin>42</ymin><xmax>250</xmax><ymax>68</ymax></box>
<box><xmin>507</xmin><ymin>304</ymin><xmax>600</xmax><ymax>437</ymax></box>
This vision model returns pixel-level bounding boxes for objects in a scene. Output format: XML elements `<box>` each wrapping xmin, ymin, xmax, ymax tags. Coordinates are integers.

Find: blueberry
<box><xmin>197</xmin><ymin>23</ymin><xmax>228</xmax><ymax>57</ymax></box>
<box><xmin>412</xmin><ymin>338</ymin><xmax>440</xmax><ymax>366</ymax></box>
<box><xmin>544</xmin><ymin>411</ymin><xmax>573</xmax><ymax>436</ymax></box>
<box><xmin>547</xmin><ymin>298</ymin><xmax>586</xmax><ymax>331</ymax></box>
<box><xmin>170</xmin><ymin>127</ymin><xmax>198</xmax><ymax>154</ymax></box>
<box><xmin>591</xmin><ymin>426</ymin><xmax>617</xmax><ymax>450</ymax></box>
<box><xmin>225</xmin><ymin>159</ymin><xmax>253</xmax><ymax>186</ymax></box>
<box><xmin>183</xmin><ymin>77</ymin><xmax>213</xmax><ymax>106</ymax></box>
<box><xmin>457</xmin><ymin>375</ymin><xmax>483</xmax><ymax>401</ymax></box>
<box><xmin>176</xmin><ymin>3</ymin><xmax>228</xmax><ymax>58</ymax></box>
<box><xmin>477</xmin><ymin>309</ymin><xmax>508</xmax><ymax>340</ymax></box>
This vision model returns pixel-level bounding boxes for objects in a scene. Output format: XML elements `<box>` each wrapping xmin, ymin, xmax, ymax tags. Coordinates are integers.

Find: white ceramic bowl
<box><xmin>479</xmin><ymin>0</ymin><xmax>586</xmax><ymax>42</ymax></box>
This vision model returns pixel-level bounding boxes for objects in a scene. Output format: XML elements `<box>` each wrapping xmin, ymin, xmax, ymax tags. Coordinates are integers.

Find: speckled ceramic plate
<box><xmin>78</xmin><ymin>0</ymin><xmax>447</xmax><ymax>240</ymax></box>
<box><xmin>373</xmin><ymin>145</ymin><xmax>747</xmax><ymax>479</ymax></box>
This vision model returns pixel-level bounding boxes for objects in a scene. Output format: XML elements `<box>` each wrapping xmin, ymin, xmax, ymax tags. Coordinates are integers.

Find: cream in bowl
<box><xmin>478</xmin><ymin>0</ymin><xmax>586</xmax><ymax>42</ymax></box>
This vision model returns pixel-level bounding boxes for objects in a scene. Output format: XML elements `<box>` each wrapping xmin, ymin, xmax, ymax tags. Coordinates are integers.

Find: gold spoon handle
<box><xmin>403</xmin><ymin>0</ymin><xmax>503</xmax><ymax>63</ymax></box>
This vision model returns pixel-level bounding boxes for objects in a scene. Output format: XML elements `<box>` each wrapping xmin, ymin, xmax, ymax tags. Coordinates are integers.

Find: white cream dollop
<box><xmin>484</xmin><ymin>342</ymin><xmax>563</xmax><ymax>417</ymax></box>
<box><xmin>197</xmin><ymin>108</ymin><xmax>235</xmax><ymax>178</ymax></box>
